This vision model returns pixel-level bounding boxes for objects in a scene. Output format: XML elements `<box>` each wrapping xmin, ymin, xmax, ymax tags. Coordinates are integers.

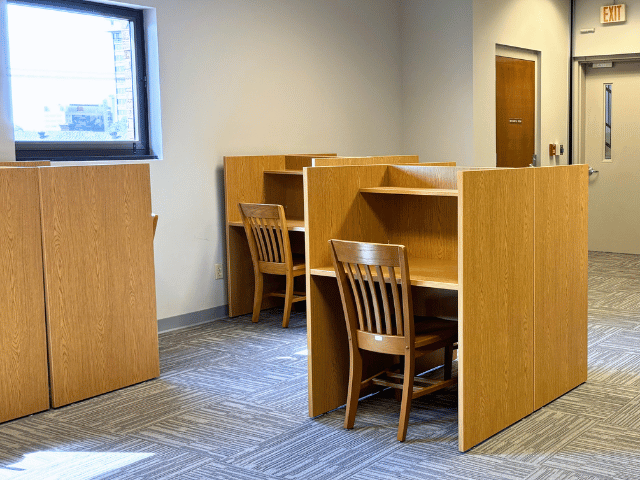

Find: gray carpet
<box><xmin>1</xmin><ymin>251</ymin><xmax>639</xmax><ymax>479</ymax></box>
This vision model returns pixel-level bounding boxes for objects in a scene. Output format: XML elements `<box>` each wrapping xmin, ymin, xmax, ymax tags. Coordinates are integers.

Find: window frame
<box><xmin>8</xmin><ymin>0</ymin><xmax>153</xmax><ymax>161</ymax></box>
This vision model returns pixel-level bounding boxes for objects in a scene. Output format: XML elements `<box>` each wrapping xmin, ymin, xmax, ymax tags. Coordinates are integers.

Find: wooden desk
<box><xmin>223</xmin><ymin>154</ymin><xmax>449</xmax><ymax>317</ymax></box>
<box><xmin>304</xmin><ymin>164</ymin><xmax>588</xmax><ymax>451</ymax></box>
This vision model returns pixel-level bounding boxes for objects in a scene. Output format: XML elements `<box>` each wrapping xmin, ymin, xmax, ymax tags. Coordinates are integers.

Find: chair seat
<box><xmin>292</xmin><ymin>254</ymin><xmax>305</xmax><ymax>270</ymax></box>
<box><xmin>414</xmin><ymin>316</ymin><xmax>457</xmax><ymax>333</ymax></box>
<box><xmin>414</xmin><ymin>317</ymin><xmax>457</xmax><ymax>351</ymax></box>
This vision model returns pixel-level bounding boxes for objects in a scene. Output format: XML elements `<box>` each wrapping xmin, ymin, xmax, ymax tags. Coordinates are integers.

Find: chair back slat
<box><xmin>344</xmin><ymin>262</ymin><xmax>367</xmax><ymax>331</ymax></box>
<box><xmin>330</xmin><ymin>239</ymin><xmax>413</xmax><ymax>340</ymax></box>
<box><xmin>388</xmin><ymin>266</ymin><xmax>404</xmax><ymax>336</ymax></box>
<box><xmin>375</xmin><ymin>265</ymin><xmax>393</xmax><ymax>335</ymax></box>
<box><xmin>362</xmin><ymin>263</ymin><xmax>383</xmax><ymax>334</ymax></box>
<box><xmin>239</xmin><ymin>203</ymin><xmax>291</xmax><ymax>266</ymax></box>
<box><xmin>265</xmin><ymin>218</ymin><xmax>279</xmax><ymax>262</ymax></box>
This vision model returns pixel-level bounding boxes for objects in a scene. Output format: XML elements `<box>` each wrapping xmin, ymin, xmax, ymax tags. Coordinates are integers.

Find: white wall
<box><xmin>400</xmin><ymin>0</ymin><xmax>473</xmax><ymax>164</ymax></box>
<box><xmin>0</xmin><ymin>0</ymin><xmax>15</xmax><ymax>161</ymax></box>
<box><xmin>473</xmin><ymin>0</ymin><xmax>572</xmax><ymax>167</ymax></box>
<box><xmin>136</xmin><ymin>0</ymin><xmax>404</xmax><ymax>320</ymax></box>
<box><xmin>574</xmin><ymin>0</ymin><xmax>640</xmax><ymax>57</ymax></box>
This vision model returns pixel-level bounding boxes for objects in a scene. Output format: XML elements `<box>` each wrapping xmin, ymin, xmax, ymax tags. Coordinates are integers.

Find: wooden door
<box><xmin>585</xmin><ymin>62</ymin><xmax>640</xmax><ymax>254</ymax></box>
<box><xmin>496</xmin><ymin>56</ymin><xmax>535</xmax><ymax>168</ymax></box>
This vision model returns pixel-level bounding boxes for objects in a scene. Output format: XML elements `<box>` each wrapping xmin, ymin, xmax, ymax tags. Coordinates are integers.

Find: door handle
<box><xmin>589</xmin><ymin>167</ymin><xmax>599</xmax><ymax>176</ymax></box>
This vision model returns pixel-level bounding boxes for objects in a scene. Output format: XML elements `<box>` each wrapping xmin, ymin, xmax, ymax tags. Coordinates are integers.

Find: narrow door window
<box><xmin>604</xmin><ymin>83</ymin><xmax>612</xmax><ymax>160</ymax></box>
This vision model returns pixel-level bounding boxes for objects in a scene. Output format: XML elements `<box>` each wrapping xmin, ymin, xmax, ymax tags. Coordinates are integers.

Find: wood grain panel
<box><xmin>312</xmin><ymin>155</ymin><xmax>419</xmax><ymax>166</ymax></box>
<box><xmin>534</xmin><ymin>165</ymin><xmax>588</xmax><ymax>409</ymax></box>
<box><xmin>386</xmin><ymin>165</ymin><xmax>459</xmax><ymax>189</ymax></box>
<box><xmin>458</xmin><ymin>168</ymin><xmax>534</xmax><ymax>452</ymax></box>
<box><xmin>39</xmin><ymin>164</ymin><xmax>159</xmax><ymax>407</ymax></box>
<box><xmin>305</xmin><ymin>164</ymin><xmax>388</xmax><ymax>416</ymax></box>
<box><xmin>365</xmin><ymin>194</ymin><xmax>458</xmax><ymax>263</ymax></box>
<box><xmin>0</xmin><ymin>168</ymin><xmax>49</xmax><ymax>423</ymax></box>
<box><xmin>264</xmin><ymin>173</ymin><xmax>305</xmax><ymax>221</ymax></box>
<box><xmin>284</xmin><ymin>154</ymin><xmax>336</xmax><ymax>170</ymax></box>
<box><xmin>224</xmin><ymin>155</ymin><xmax>284</xmax><ymax>316</ymax></box>
<box><xmin>223</xmin><ymin>156</ymin><xmax>284</xmax><ymax>224</ymax></box>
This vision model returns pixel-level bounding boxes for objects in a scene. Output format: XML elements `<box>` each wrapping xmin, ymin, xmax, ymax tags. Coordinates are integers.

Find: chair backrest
<box><xmin>239</xmin><ymin>203</ymin><xmax>292</xmax><ymax>266</ymax></box>
<box><xmin>329</xmin><ymin>239</ymin><xmax>415</xmax><ymax>354</ymax></box>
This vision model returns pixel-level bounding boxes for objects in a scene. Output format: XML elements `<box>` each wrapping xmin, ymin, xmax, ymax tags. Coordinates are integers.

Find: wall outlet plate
<box><xmin>215</xmin><ymin>263</ymin><xmax>223</xmax><ymax>279</ymax></box>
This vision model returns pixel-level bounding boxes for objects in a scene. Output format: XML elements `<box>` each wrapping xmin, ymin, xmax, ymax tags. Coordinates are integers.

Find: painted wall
<box><xmin>574</xmin><ymin>0</ymin><xmax>640</xmax><ymax>57</ymax></box>
<box><xmin>0</xmin><ymin>0</ymin><xmax>15</xmax><ymax>161</ymax></box>
<box><xmin>400</xmin><ymin>0</ymin><xmax>473</xmax><ymax>164</ymax></box>
<box><xmin>473</xmin><ymin>0</ymin><xmax>572</xmax><ymax>167</ymax></box>
<box><xmin>125</xmin><ymin>0</ymin><xmax>404</xmax><ymax>321</ymax></box>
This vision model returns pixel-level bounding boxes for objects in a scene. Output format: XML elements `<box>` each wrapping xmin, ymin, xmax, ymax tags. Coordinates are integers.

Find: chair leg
<box><xmin>251</xmin><ymin>271</ymin><xmax>263</xmax><ymax>323</ymax></box>
<box><xmin>282</xmin><ymin>274</ymin><xmax>294</xmax><ymax>328</ymax></box>
<box><xmin>444</xmin><ymin>343</ymin><xmax>454</xmax><ymax>380</ymax></box>
<box><xmin>344</xmin><ymin>348</ymin><xmax>363</xmax><ymax>429</ymax></box>
<box><xmin>397</xmin><ymin>355</ymin><xmax>415</xmax><ymax>442</ymax></box>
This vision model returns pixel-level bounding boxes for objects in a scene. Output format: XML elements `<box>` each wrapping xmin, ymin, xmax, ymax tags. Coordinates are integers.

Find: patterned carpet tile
<box><xmin>541</xmin><ymin>424</ymin><xmax>640</xmax><ymax>479</ymax></box>
<box><xmin>471</xmin><ymin>410</ymin><xmax>597</xmax><ymax>463</ymax></box>
<box><xmin>225</xmin><ymin>416</ymin><xmax>404</xmax><ymax>480</ymax></box>
<box><xmin>587</xmin><ymin>308</ymin><xmax>640</xmax><ymax>329</ymax></box>
<box><xmin>587</xmin><ymin>346</ymin><xmax>640</xmax><ymax>389</ymax></box>
<box><xmin>542</xmin><ymin>382</ymin><xmax>639</xmax><ymax>419</ymax></box>
<box><xmin>132</xmin><ymin>399</ymin><xmax>304</xmax><ymax>457</ymax></box>
<box><xmin>39</xmin><ymin>379</ymin><xmax>214</xmax><ymax>435</ymax></box>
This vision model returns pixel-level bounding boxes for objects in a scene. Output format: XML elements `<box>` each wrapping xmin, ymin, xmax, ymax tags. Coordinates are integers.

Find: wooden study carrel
<box><xmin>223</xmin><ymin>154</ymin><xmax>445</xmax><ymax>317</ymax></box>
<box><xmin>304</xmin><ymin>163</ymin><xmax>588</xmax><ymax>451</ymax></box>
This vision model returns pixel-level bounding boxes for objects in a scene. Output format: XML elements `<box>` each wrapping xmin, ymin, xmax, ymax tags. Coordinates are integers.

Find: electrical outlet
<box><xmin>215</xmin><ymin>263</ymin><xmax>223</xmax><ymax>280</ymax></box>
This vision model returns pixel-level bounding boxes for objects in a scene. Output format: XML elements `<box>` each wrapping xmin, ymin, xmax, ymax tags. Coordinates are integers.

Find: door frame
<box><xmin>573</xmin><ymin>53</ymin><xmax>640</xmax><ymax>166</ymax></box>
<box><xmin>496</xmin><ymin>44</ymin><xmax>541</xmax><ymax>166</ymax></box>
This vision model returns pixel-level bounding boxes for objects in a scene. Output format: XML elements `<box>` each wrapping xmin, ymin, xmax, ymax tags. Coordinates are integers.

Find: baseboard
<box><xmin>157</xmin><ymin>305</ymin><xmax>229</xmax><ymax>334</ymax></box>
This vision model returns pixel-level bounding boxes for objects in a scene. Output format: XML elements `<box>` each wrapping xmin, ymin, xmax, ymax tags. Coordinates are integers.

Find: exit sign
<box><xmin>601</xmin><ymin>4</ymin><xmax>626</xmax><ymax>23</ymax></box>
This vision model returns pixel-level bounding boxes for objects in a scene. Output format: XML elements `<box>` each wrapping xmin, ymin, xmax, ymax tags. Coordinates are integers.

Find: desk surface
<box><xmin>228</xmin><ymin>219</ymin><xmax>305</xmax><ymax>232</ymax></box>
<box><xmin>310</xmin><ymin>257</ymin><xmax>458</xmax><ymax>290</ymax></box>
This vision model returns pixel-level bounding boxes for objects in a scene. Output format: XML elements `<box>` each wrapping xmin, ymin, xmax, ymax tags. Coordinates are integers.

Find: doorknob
<box><xmin>588</xmin><ymin>167</ymin><xmax>599</xmax><ymax>176</ymax></box>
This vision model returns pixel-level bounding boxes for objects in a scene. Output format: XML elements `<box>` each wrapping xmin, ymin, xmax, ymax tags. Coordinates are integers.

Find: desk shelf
<box><xmin>264</xmin><ymin>169</ymin><xmax>304</xmax><ymax>176</ymax></box>
<box><xmin>360</xmin><ymin>186</ymin><xmax>459</xmax><ymax>197</ymax></box>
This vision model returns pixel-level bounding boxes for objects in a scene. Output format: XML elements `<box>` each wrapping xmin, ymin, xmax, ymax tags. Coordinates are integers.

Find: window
<box><xmin>7</xmin><ymin>0</ymin><xmax>152</xmax><ymax>160</ymax></box>
<box><xmin>604</xmin><ymin>83</ymin><xmax>612</xmax><ymax>160</ymax></box>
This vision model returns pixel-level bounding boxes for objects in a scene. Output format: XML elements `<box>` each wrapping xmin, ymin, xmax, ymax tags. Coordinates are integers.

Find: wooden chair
<box><xmin>239</xmin><ymin>203</ymin><xmax>305</xmax><ymax>328</ymax></box>
<box><xmin>329</xmin><ymin>239</ymin><xmax>458</xmax><ymax>441</ymax></box>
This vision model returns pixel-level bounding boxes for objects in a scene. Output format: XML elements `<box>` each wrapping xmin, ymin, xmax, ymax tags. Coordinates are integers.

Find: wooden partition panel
<box><xmin>224</xmin><ymin>155</ymin><xmax>284</xmax><ymax>224</ymax></box>
<box><xmin>305</xmin><ymin>164</ymin><xmax>388</xmax><ymax>416</ymax></box>
<box><xmin>285</xmin><ymin>154</ymin><xmax>336</xmax><ymax>170</ymax></box>
<box><xmin>304</xmin><ymin>165</ymin><xmax>388</xmax><ymax>269</ymax></box>
<box><xmin>224</xmin><ymin>155</ymin><xmax>284</xmax><ymax>316</ymax></box>
<box><xmin>386</xmin><ymin>165</ymin><xmax>459</xmax><ymax>189</ymax></box>
<box><xmin>0</xmin><ymin>168</ymin><xmax>50</xmax><ymax>423</ymax></box>
<box><xmin>312</xmin><ymin>155</ymin><xmax>419</xmax><ymax>166</ymax></box>
<box><xmin>39</xmin><ymin>164</ymin><xmax>159</xmax><ymax>407</ymax></box>
<box><xmin>534</xmin><ymin>165</ymin><xmax>588</xmax><ymax>409</ymax></box>
<box><xmin>458</xmin><ymin>168</ymin><xmax>535</xmax><ymax>452</ymax></box>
